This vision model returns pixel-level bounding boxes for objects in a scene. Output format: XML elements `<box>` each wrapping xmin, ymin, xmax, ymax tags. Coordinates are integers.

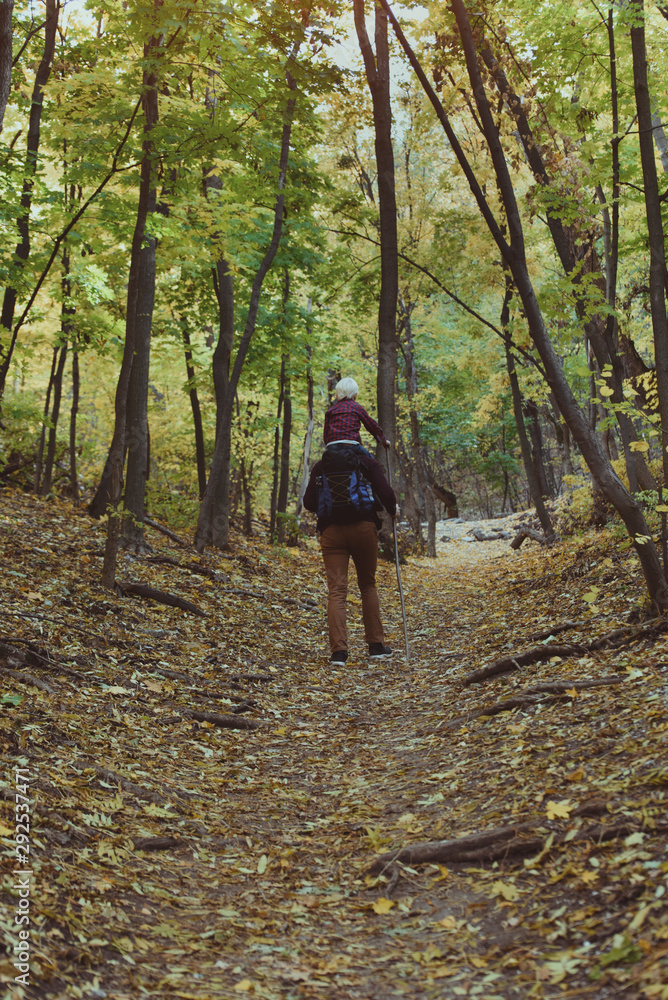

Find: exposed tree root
<box><xmin>143</xmin><ymin>517</ymin><xmax>189</xmax><ymax>547</ymax></box>
<box><xmin>132</xmin><ymin>836</ymin><xmax>181</xmax><ymax>852</ymax></box>
<box><xmin>463</xmin><ymin>620</ymin><xmax>667</xmax><ymax>685</ymax></box>
<box><xmin>180</xmin><ymin>708</ymin><xmax>263</xmax><ymax>730</ymax></box>
<box><xmin>510</xmin><ymin>526</ymin><xmax>549</xmax><ymax>549</ymax></box>
<box><xmin>219</xmin><ymin>586</ymin><xmax>317</xmax><ymax>609</ymax></box>
<box><xmin>145</xmin><ymin>555</ymin><xmax>229</xmax><ymax>583</ymax></box>
<box><xmin>117</xmin><ymin>581</ymin><xmax>207</xmax><ymax>617</ymax></box>
<box><xmin>87</xmin><ymin>764</ymin><xmax>172</xmax><ymax>805</ymax></box>
<box><xmin>0</xmin><ymin>665</ymin><xmax>58</xmax><ymax>693</ymax></box>
<box><xmin>441</xmin><ymin>676</ymin><xmax>626</xmax><ymax>729</ymax></box>
<box><xmin>1</xmin><ymin>637</ymin><xmax>87</xmax><ymax>679</ymax></box>
<box><xmin>368</xmin><ymin>809</ymin><xmax>668</xmax><ymax>875</ymax></box>
<box><xmin>529</xmin><ymin>622</ymin><xmax>580</xmax><ymax>641</ymax></box>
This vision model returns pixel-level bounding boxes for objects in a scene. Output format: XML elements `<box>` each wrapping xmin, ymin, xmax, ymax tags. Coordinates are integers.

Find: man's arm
<box><xmin>302</xmin><ymin>462</ymin><xmax>322</xmax><ymax>513</ymax></box>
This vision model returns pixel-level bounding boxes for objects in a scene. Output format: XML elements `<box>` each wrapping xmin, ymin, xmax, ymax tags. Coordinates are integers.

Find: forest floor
<box><xmin>1</xmin><ymin>486</ymin><xmax>667</xmax><ymax>1000</ymax></box>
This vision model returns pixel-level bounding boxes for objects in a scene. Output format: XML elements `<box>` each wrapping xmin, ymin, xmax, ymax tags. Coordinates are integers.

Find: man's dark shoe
<box><xmin>368</xmin><ymin>643</ymin><xmax>393</xmax><ymax>660</ymax></box>
<box><xmin>330</xmin><ymin>650</ymin><xmax>349</xmax><ymax>664</ymax></box>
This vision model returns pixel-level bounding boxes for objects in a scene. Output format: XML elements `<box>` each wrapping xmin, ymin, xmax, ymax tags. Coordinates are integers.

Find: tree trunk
<box><xmin>34</xmin><ymin>348</ymin><xmax>58</xmax><ymax>493</ymax></box>
<box><xmin>629</xmin><ymin>0</ymin><xmax>668</xmax><ymax>489</ymax></box>
<box><xmin>479</xmin><ymin>19</ymin><xmax>652</xmax><ymax>495</ymax></box>
<box><xmin>504</xmin><ymin>300</ymin><xmax>554</xmax><ymax>537</ymax></box>
<box><xmin>69</xmin><ymin>346</ymin><xmax>80</xmax><ymax>501</ymax></box>
<box><xmin>400</xmin><ymin>296</ymin><xmax>436</xmax><ymax>555</ymax></box>
<box><xmin>195</xmin><ymin>77</ymin><xmax>297</xmax><ymax>552</ymax></box>
<box><xmin>40</xmin><ymin>242</ymin><xmax>75</xmax><ymax>496</ymax></box>
<box><xmin>182</xmin><ymin>323</ymin><xmax>207</xmax><ymax>499</ymax></box>
<box><xmin>276</xmin><ymin>357</ymin><xmax>292</xmax><ymax>544</ymax></box>
<box><xmin>288</xmin><ymin>342</ymin><xmax>314</xmax><ymax>545</ymax></box>
<box><xmin>39</xmin><ymin>343</ymin><xmax>67</xmax><ymax>496</ymax></box>
<box><xmin>270</xmin><ymin>355</ymin><xmax>286</xmax><ymax>541</ymax></box>
<box><xmin>0</xmin><ymin>0</ymin><xmax>58</xmax><ymax>401</ymax></box>
<box><xmin>97</xmin><ymin>34</ymin><xmax>161</xmax><ymax>580</ymax></box>
<box><xmin>381</xmin><ymin>0</ymin><xmax>668</xmax><ymax>609</ymax></box>
<box><xmin>0</xmin><ymin>0</ymin><xmax>13</xmax><ymax>134</ymax></box>
<box><xmin>523</xmin><ymin>400</ymin><xmax>551</xmax><ymax>499</ymax></box>
<box><xmin>353</xmin><ymin>0</ymin><xmax>398</xmax><ymax>468</ymax></box>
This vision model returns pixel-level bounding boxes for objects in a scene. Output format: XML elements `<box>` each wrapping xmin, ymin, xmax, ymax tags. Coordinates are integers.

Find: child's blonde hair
<box><xmin>335</xmin><ymin>377</ymin><xmax>359</xmax><ymax>400</ymax></box>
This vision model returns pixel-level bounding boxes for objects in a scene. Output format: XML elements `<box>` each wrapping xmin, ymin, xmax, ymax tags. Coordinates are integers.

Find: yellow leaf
<box><xmin>565</xmin><ymin>688</ymin><xmax>579</xmax><ymax>698</ymax></box>
<box><xmin>656</xmin><ymin>506</ymin><xmax>668</xmax><ymax>513</ymax></box>
<box><xmin>491</xmin><ymin>880</ymin><xmax>520</xmax><ymax>901</ymax></box>
<box><xmin>566</xmin><ymin>766</ymin><xmax>585</xmax><ymax>782</ymax></box>
<box><xmin>233</xmin><ymin>980</ymin><xmax>253</xmax><ymax>993</ymax></box>
<box><xmin>599</xmin><ymin>386</ymin><xmax>614</xmax><ymax>397</ymax></box>
<box><xmin>0</xmin><ymin>821</ymin><xmax>14</xmax><ymax>836</ymax></box>
<box><xmin>629</xmin><ymin>440</ymin><xmax>649</xmax><ymax>451</ymax></box>
<box><xmin>372</xmin><ymin>897</ymin><xmax>395</xmax><ymax>914</ymax></box>
<box><xmin>257</xmin><ymin>854</ymin><xmax>268</xmax><ymax>875</ymax></box>
<box><xmin>580</xmin><ymin>870</ymin><xmax>598</xmax><ymax>884</ymax></box>
<box><xmin>546</xmin><ymin>799</ymin><xmax>573</xmax><ymax>820</ymax></box>
<box><xmin>144</xmin><ymin>680</ymin><xmax>164</xmax><ymax>693</ymax></box>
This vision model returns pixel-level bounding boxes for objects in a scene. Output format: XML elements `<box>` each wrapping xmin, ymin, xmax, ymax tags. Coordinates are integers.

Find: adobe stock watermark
<box><xmin>11</xmin><ymin>765</ymin><xmax>33</xmax><ymax>989</ymax></box>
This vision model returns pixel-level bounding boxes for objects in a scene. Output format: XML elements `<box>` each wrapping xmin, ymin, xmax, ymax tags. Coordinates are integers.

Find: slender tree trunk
<box><xmin>100</xmin><ymin>34</ymin><xmax>161</xmax><ymax>583</ymax></box>
<box><xmin>0</xmin><ymin>0</ymin><xmax>13</xmax><ymax>134</ymax></box>
<box><xmin>69</xmin><ymin>346</ymin><xmax>80</xmax><ymax>501</ymax></box>
<box><xmin>35</xmin><ymin>348</ymin><xmax>58</xmax><ymax>493</ymax></box>
<box><xmin>629</xmin><ymin>0</ymin><xmax>668</xmax><ymax>489</ymax></box>
<box><xmin>503</xmin><ymin>295</ymin><xmax>554</xmax><ymax>537</ymax></box>
<box><xmin>353</xmin><ymin>0</ymin><xmax>398</xmax><ymax>467</ymax></box>
<box><xmin>195</xmin><ymin>75</ymin><xmax>297</xmax><ymax>552</ymax></box>
<box><xmin>277</xmin><ymin>359</ymin><xmax>292</xmax><ymax>544</ymax></box>
<box><xmin>0</xmin><ymin>0</ymin><xmax>58</xmax><ymax>400</ymax></box>
<box><xmin>40</xmin><ymin>242</ymin><xmax>74</xmax><ymax>495</ymax></box>
<box><xmin>181</xmin><ymin>323</ymin><xmax>206</xmax><ymax>499</ymax></box>
<box><xmin>523</xmin><ymin>400</ymin><xmax>551</xmax><ymax>498</ymax></box>
<box><xmin>381</xmin><ymin>0</ymin><xmax>668</xmax><ymax>608</ymax></box>
<box><xmin>479</xmin><ymin>17</ymin><xmax>651</xmax><ymax>494</ymax></box>
<box><xmin>40</xmin><ymin>344</ymin><xmax>67</xmax><ymax>496</ymax></box>
<box><xmin>289</xmin><ymin>341</ymin><xmax>314</xmax><ymax>545</ymax></box>
<box><xmin>270</xmin><ymin>355</ymin><xmax>286</xmax><ymax>540</ymax></box>
<box><xmin>400</xmin><ymin>296</ymin><xmax>436</xmax><ymax>556</ymax></box>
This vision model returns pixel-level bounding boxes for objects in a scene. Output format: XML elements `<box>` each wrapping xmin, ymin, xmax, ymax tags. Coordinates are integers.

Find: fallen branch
<box><xmin>87</xmin><ymin>764</ymin><xmax>170</xmax><ymax>805</ymax></box>
<box><xmin>132</xmin><ymin>836</ymin><xmax>181</xmax><ymax>852</ymax></box>
<box><xmin>441</xmin><ymin>676</ymin><xmax>626</xmax><ymax>729</ymax></box>
<box><xmin>368</xmin><ymin>812</ymin><xmax>668</xmax><ymax>874</ymax></box>
<box><xmin>464</xmin><ymin>644</ymin><xmax>587</xmax><ymax>685</ymax></box>
<box><xmin>181</xmin><ymin>708</ymin><xmax>263</xmax><ymax>731</ymax></box>
<box><xmin>0</xmin><ymin>666</ymin><xmax>58</xmax><ymax>693</ymax></box>
<box><xmin>0</xmin><ymin>638</ymin><xmax>85</xmax><ymax>679</ymax></box>
<box><xmin>145</xmin><ymin>555</ymin><xmax>228</xmax><ymax>583</ymax></box>
<box><xmin>143</xmin><ymin>517</ymin><xmax>188</xmax><ymax>547</ymax></box>
<box><xmin>529</xmin><ymin>622</ymin><xmax>579</xmax><ymax>641</ymax></box>
<box><xmin>117</xmin><ymin>582</ymin><xmax>207</xmax><ymax>617</ymax></box>
<box><xmin>510</xmin><ymin>526</ymin><xmax>548</xmax><ymax>549</ymax></box>
<box><xmin>220</xmin><ymin>587</ymin><xmax>316</xmax><ymax>609</ymax></box>
<box><xmin>463</xmin><ymin>621</ymin><xmax>659</xmax><ymax>685</ymax></box>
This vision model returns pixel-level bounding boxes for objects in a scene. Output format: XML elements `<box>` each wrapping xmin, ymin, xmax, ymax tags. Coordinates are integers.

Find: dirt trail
<box><xmin>1</xmin><ymin>495</ymin><xmax>667</xmax><ymax>999</ymax></box>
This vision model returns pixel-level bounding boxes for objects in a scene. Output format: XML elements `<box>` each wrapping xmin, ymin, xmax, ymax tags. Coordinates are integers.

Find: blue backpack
<box><xmin>317</xmin><ymin>445</ymin><xmax>378</xmax><ymax>518</ymax></box>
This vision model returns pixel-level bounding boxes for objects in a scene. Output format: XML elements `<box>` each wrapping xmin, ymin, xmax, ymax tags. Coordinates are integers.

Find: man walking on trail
<box><xmin>303</xmin><ymin>446</ymin><xmax>398</xmax><ymax>665</ymax></box>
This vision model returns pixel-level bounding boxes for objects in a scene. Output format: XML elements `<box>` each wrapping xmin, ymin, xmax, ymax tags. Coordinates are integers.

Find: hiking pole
<box><xmin>385</xmin><ymin>447</ymin><xmax>409</xmax><ymax>666</ymax></box>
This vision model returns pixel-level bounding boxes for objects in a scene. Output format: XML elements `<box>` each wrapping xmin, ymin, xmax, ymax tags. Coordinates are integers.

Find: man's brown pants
<box><xmin>319</xmin><ymin>521</ymin><xmax>384</xmax><ymax>654</ymax></box>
